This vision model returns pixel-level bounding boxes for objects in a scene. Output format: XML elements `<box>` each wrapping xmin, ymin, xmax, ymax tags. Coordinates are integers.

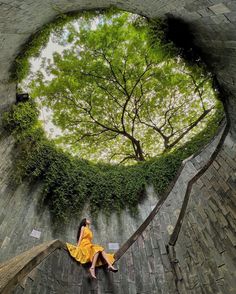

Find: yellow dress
<box><xmin>66</xmin><ymin>226</ymin><xmax>115</xmax><ymax>267</ymax></box>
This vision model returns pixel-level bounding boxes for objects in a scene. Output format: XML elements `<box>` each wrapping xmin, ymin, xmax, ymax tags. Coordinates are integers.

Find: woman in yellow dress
<box><xmin>66</xmin><ymin>218</ymin><xmax>118</xmax><ymax>279</ymax></box>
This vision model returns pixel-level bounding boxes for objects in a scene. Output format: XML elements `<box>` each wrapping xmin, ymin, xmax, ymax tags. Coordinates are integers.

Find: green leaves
<box><xmin>2</xmin><ymin>101</ymin><xmax>39</xmax><ymax>140</ymax></box>
<box><xmin>6</xmin><ymin>8</ymin><xmax>224</xmax><ymax>223</ymax></box>
<box><xmin>3</xmin><ymin>100</ymin><xmax>223</xmax><ymax>223</ymax></box>
<box><xmin>28</xmin><ymin>10</ymin><xmax>221</xmax><ymax>164</ymax></box>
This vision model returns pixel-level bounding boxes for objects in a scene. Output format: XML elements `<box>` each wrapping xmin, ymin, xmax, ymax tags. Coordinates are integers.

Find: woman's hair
<box><xmin>77</xmin><ymin>218</ymin><xmax>87</xmax><ymax>242</ymax></box>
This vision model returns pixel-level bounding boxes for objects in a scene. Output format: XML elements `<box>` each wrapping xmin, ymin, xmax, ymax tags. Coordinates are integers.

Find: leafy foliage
<box><xmin>10</xmin><ymin>8</ymin><xmax>120</xmax><ymax>82</ymax></box>
<box><xmin>7</xmin><ymin>8</ymin><xmax>224</xmax><ymax>223</ymax></box>
<box><xmin>147</xmin><ymin>16</ymin><xmax>206</xmax><ymax>68</ymax></box>
<box><xmin>2</xmin><ymin>100</ymin><xmax>224</xmax><ymax>223</ymax></box>
<box><xmin>29</xmin><ymin>11</ymin><xmax>219</xmax><ymax>164</ymax></box>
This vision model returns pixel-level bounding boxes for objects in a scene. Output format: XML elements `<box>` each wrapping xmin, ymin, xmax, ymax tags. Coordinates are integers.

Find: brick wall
<box><xmin>1</xmin><ymin>1</ymin><xmax>236</xmax><ymax>293</ymax></box>
<box><xmin>1</xmin><ymin>1</ymin><xmax>236</xmax><ymax>136</ymax></box>
<box><xmin>174</xmin><ymin>134</ymin><xmax>236</xmax><ymax>293</ymax></box>
<box><xmin>0</xmin><ymin>126</ymin><xmax>224</xmax><ymax>293</ymax></box>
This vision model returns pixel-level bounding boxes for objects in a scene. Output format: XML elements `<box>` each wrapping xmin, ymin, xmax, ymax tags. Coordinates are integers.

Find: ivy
<box><xmin>2</xmin><ymin>101</ymin><xmax>224</xmax><ymax>223</ymax></box>
<box><xmin>5</xmin><ymin>8</ymin><xmax>225</xmax><ymax>223</ymax></box>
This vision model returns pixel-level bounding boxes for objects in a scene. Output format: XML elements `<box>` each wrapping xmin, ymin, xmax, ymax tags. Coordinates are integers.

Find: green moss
<box><xmin>2</xmin><ymin>100</ymin><xmax>224</xmax><ymax>223</ymax></box>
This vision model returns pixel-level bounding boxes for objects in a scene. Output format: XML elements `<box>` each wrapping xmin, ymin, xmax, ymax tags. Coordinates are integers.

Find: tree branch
<box><xmin>94</xmin><ymin>81</ymin><xmax>123</xmax><ymax>108</ymax></box>
<box><xmin>119</xmin><ymin>155</ymin><xmax>137</xmax><ymax>164</ymax></box>
<box><xmin>100</xmin><ymin>51</ymin><xmax>128</xmax><ymax>95</ymax></box>
<box><xmin>73</xmin><ymin>129</ymin><xmax>110</xmax><ymax>143</ymax></box>
<box><xmin>166</xmin><ymin>106</ymin><xmax>214</xmax><ymax>150</ymax></box>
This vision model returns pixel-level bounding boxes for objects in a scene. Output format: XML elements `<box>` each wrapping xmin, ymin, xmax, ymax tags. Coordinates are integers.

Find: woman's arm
<box><xmin>77</xmin><ymin>226</ymin><xmax>85</xmax><ymax>246</ymax></box>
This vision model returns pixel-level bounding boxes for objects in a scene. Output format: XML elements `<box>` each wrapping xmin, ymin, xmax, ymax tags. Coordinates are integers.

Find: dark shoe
<box><xmin>108</xmin><ymin>265</ymin><xmax>118</xmax><ymax>273</ymax></box>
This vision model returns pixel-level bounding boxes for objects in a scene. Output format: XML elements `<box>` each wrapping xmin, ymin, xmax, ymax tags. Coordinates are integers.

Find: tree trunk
<box><xmin>134</xmin><ymin>139</ymin><xmax>145</xmax><ymax>161</ymax></box>
<box><xmin>124</xmin><ymin>133</ymin><xmax>145</xmax><ymax>161</ymax></box>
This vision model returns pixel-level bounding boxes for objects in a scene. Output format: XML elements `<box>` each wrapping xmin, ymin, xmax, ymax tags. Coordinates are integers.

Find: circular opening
<box><xmin>19</xmin><ymin>9</ymin><xmax>223</xmax><ymax>165</ymax></box>
<box><xmin>5</xmin><ymin>8</ymin><xmax>224</xmax><ymax>222</ymax></box>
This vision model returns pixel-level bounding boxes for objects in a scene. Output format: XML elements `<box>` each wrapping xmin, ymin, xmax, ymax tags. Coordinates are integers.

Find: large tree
<box><xmin>29</xmin><ymin>12</ymin><xmax>217</xmax><ymax>163</ymax></box>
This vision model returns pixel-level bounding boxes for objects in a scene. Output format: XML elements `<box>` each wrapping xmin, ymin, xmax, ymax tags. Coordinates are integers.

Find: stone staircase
<box><xmin>0</xmin><ymin>240</ymin><xmax>128</xmax><ymax>294</ymax></box>
<box><xmin>0</xmin><ymin>124</ymin><xmax>228</xmax><ymax>294</ymax></box>
<box><xmin>0</xmin><ymin>237</ymin><xmax>176</xmax><ymax>294</ymax></box>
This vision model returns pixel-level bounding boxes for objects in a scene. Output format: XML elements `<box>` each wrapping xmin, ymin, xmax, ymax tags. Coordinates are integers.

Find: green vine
<box><xmin>5</xmin><ymin>8</ymin><xmax>225</xmax><ymax>223</ymax></box>
<box><xmin>2</xmin><ymin>101</ymin><xmax>224</xmax><ymax>223</ymax></box>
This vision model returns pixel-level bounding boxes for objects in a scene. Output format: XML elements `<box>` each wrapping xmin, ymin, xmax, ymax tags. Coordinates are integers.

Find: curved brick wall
<box><xmin>174</xmin><ymin>133</ymin><xmax>236</xmax><ymax>293</ymax></box>
<box><xmin>0</xmin><ymin>1</ymin><xmax>236</xmax><ymax>138</ymax></box>
<box><xmin>0</xmin><ymin>1</ymin><xmax>236</xmax><ymax>293</ymax></box>
<box><xmin>0</xmin><ymin>0</ymin><xmax>236</xmax><ymax>137</ymax></box>
<box><xmin>0</xmin><ymin>125</ymin><xmax>223</xmax><ymax>263</ymax></box>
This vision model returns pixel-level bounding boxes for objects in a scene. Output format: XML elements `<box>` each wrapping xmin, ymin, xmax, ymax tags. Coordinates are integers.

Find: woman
<box><xmin>66</xmin><ymin>218</ymin><xmax>118</xmax><ymax>279</ymax></box>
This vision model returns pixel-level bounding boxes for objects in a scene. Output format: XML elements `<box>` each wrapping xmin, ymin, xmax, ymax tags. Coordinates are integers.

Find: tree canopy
<box><xmin>29</xmin><ymin>11</ymin><xmax>220</xmax><ymax>164</ymax></box>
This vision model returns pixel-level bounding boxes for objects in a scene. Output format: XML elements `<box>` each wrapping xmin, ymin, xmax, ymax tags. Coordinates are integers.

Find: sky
<box><xmin>20</xmin><ymin>14</ymin><xmax>218</xmax><ymax>164</ymax></box>
<box><xmin>31</xmin><ymin>38</ymin><xmax>65</xmax><ymax>137</ymax></box>
<box><xmin>22</xmin><ymin>18</ymin><xmax>100</xmax><ymax>139</ymax></box>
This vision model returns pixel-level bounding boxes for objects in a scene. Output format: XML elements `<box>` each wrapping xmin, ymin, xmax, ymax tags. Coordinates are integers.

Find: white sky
<box><xmin>20</xmin><ymin>15</ymin><xmax>217</xmax><ymax>163</ymax></box>
<box><xmin>23</xmin><ymin>18</ymin><xmax>100</xmax><ymax>139</ymax></box>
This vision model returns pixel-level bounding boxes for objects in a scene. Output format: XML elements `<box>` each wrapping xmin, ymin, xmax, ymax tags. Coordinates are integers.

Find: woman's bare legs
<box><xmin>101</xmin><ymin>251</ymin><xmax>118</xmax><ymax>271</ymax></box>
<box><xmin>89</xmin><ymin>251</ymin><xmax>118</xmax><ymax>278</ymax></box>
<box><xmin>89</xmin><ymin>252</ymin><xmax>99</xmax><ymax>279</ymax></box>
